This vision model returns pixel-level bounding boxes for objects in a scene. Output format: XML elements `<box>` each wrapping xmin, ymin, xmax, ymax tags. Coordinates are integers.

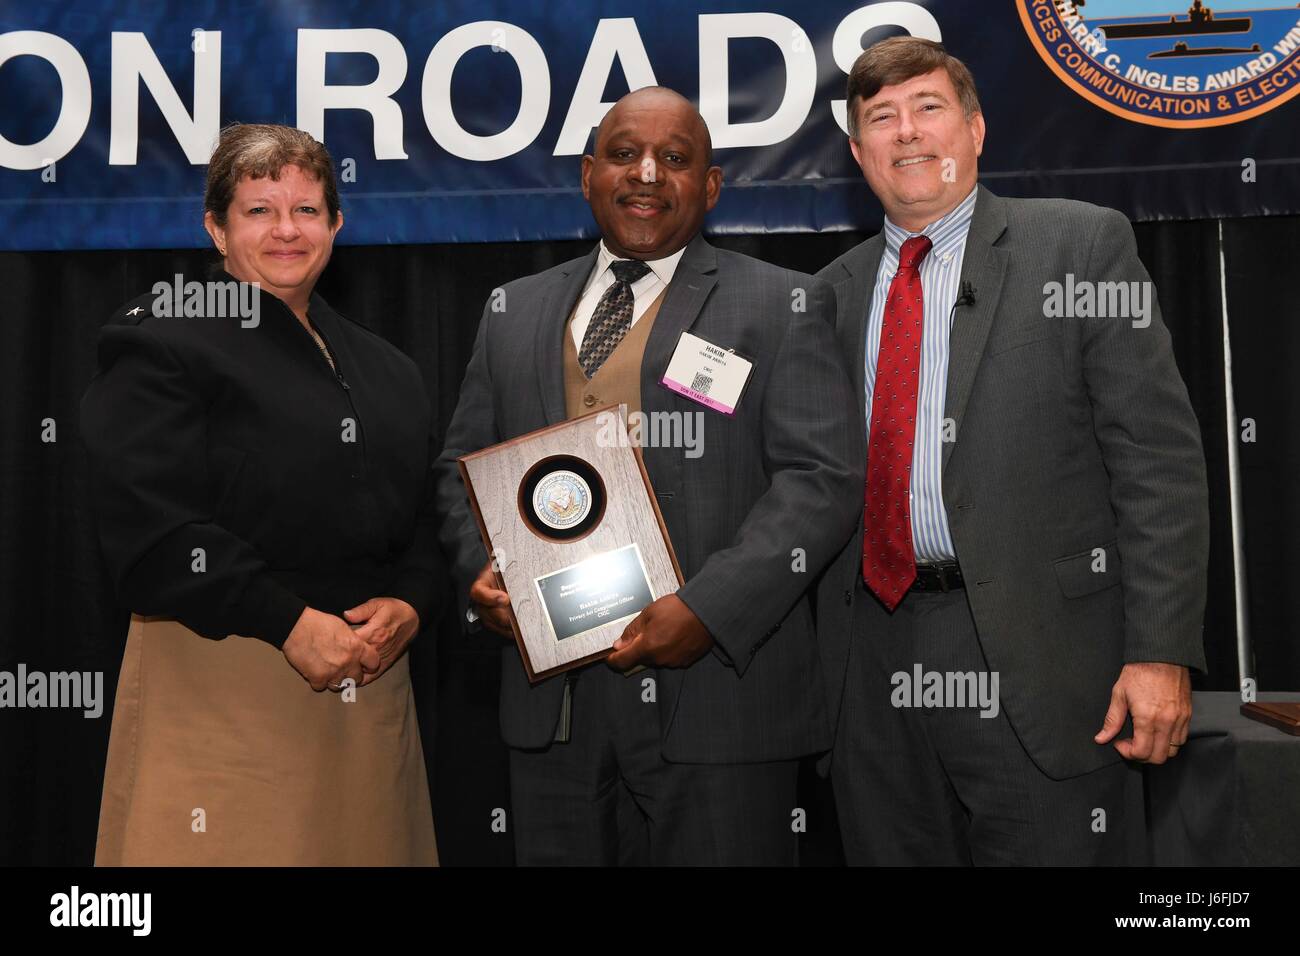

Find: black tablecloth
<box><xmin>1145</xmin><ymin>691</ymin><xmax>1300</xmax><ymax>865</ymax></box>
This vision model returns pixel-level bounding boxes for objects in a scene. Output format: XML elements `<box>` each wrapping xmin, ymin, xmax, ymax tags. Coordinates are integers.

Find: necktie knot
<box><xmin>898</xmin><ymin>235</ymin><xmax>932</xmax><ymax>272</ymax></box>
<box><xmin>610</xmin><ymin>258</ymin><xmax>652</xmax><ymax>284</ymax></box>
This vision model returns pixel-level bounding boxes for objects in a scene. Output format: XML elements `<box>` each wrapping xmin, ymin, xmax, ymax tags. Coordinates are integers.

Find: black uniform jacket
<box><xmin>81</xmin><ymin>274</ymin><xmax>444</xmax><ymax>648</ymax></box>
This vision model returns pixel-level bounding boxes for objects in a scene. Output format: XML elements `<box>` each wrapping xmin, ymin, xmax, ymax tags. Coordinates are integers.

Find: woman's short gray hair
<box><xmin>204</xmin><ymin>123</ymin><xmax>340</xmax><ymax>226</ymax></box>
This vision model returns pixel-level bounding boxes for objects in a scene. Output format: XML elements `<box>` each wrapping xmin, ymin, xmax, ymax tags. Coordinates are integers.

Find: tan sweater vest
<box><xmin>563</xmin><ymin>288</ymin><xmax>668</xmax><ymax>420</ymax></box>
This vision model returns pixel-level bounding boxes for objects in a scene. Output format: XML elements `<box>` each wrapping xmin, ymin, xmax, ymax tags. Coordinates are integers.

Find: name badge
<box><xmin>660</xmin><ymin>331</ymin><xmax>754</xmax><ymax>415</ymax></box>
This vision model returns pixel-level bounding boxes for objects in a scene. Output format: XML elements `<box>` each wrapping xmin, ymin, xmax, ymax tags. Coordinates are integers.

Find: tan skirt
<box><xmin>95</xmin><ymin>614</ymin><xmax>438</xmax><ymax>866</ymax></box>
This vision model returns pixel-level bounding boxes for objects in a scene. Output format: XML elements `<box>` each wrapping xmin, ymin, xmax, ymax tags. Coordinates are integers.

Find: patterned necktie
<box><xmin>863</xmin><ymin>235</ymin><xmax>933</xmax><ymax>610</ymax></box>
<box><xmin>578</xmin><ymin>258</ymin><xmax>652</xmax><ymax>378</ymax></box>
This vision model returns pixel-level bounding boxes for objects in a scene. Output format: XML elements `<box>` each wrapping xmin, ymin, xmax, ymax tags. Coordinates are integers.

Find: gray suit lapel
<box><xmin>640</xmin><ymin>234</ymin><xmax>718</xmax><ymax>398</ymax></box>
<box><xmin>942</xmin><ymin>185</ymin><xmax>1009</xmax><ymax>473</ymax></box>
<box><xmin>537</xmin><ymin>246</ymin><xmax>600</xmax><ymax>425</ymax></box>
<box><xmin>639</xmin><ymin>234</ymin><xmax>718</xmax><ymax>497</ymax></box>
<box><xmin>831</xmin><ymin>236</ymin><xmax>882</xmax><ymax>594</ymax></box>
<box><xmin>833</xmin><ymin>234</ymin><xmax>885</xmax><ymax>429</ymax></box>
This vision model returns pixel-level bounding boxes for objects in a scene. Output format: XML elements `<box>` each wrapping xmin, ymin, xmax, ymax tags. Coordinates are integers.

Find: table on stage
<box><xmin>1144</xmin><ymin>691</ymin><xmax>1300</xmax><ymax>866</ymax></box>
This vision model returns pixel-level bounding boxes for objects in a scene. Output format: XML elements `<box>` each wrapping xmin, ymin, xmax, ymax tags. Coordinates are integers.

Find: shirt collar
<box><xmin>595</xmin><ymin>239</ymin><xmax>686</xmax><ymax>287</ymax></box>
<box><xmin>883</xmin><ymin>185</ymin><xmax>979</xmax><ymax>263</ymax></box>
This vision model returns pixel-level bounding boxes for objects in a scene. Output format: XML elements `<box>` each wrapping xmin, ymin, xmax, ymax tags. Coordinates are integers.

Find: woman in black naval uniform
<box><xmin>82</xmin><ymin>124</ymin><xmax>441</xmax><ymax>865</ymax></box>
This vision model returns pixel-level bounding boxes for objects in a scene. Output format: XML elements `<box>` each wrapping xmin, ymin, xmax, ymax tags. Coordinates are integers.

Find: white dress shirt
<box><xmin>865</xmin><ymin>185</ymin><xmax>979</xmax><ymax>563</ymax></box>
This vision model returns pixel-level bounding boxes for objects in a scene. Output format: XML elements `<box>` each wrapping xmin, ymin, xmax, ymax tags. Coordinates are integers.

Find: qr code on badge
<box><xmin>690</xmin><ymin>372</ymin><xmax>713</xmax><ymax>395</ymax></box>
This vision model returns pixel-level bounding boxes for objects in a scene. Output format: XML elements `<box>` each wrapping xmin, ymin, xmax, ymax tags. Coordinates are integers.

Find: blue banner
<box><xmin>1</xmin><ymin>0</ymin><xmax>1298</xmax><ymax>249</ymax></box>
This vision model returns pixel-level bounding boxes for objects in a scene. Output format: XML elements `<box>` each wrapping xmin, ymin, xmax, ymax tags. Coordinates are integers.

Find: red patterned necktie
<box><xmin>863</xmin><ymin>235</ymin><xmax>932</xmax><ymax>610</ymax></box>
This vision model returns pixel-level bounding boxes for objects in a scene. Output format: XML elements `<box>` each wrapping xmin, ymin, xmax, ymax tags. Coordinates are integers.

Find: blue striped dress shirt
<box><xmin>864</xmin><ymin>186</ymin><xmax>978</xmax><ymax>563</ymax></box>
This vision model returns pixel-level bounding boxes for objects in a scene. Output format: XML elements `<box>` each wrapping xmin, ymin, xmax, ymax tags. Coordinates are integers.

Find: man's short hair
<box><xmin>846</xmin><ymin>37</ymin><xmax>982</xmax><ymax>139</ymax></box>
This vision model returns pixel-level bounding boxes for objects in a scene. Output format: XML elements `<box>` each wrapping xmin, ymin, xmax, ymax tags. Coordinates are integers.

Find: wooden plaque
<box><xmin>457</xmin><ymin>405</ymin><xmax>683</xmax><ymax>682</ymax></box>
<box><xmin>1240</xmin><ymin>701</ymin><xmax>1300</xmax><ymax>736</ymax></box>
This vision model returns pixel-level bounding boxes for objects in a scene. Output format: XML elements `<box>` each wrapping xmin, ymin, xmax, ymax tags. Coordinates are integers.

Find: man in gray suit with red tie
<box><xmin>816</xmin><ymin>37</ymin><xmax>1210</xmax><ymax>864</ymax></box>
<box><xmin>434</xmin><ymin>87</ymin><xmax>859</xmax><ymax>865</ymax></box>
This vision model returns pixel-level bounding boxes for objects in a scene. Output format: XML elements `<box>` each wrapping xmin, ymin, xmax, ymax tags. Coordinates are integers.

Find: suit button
<box><xmin>583</xmin><ymin>394</ymin><xmax>597</xmax><ymax>407</ymax></box>
<box><xmin>843</xmin><ymin>589</ymin><xmax>852</xmax><ymax>605</ymax></box>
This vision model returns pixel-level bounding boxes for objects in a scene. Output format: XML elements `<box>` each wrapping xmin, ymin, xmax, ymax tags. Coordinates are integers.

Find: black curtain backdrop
<box><xmin>0</xmin><ymin>218</ymin><xmax>1290</xmax><ymax>866</ymax></box>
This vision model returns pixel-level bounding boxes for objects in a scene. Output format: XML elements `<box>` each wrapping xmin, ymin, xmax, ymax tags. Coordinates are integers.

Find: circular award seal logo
<box><xmin>532</xmin><ymin>470</ymin><xmax>592</xmax><ymax>530</ymax></box>
<box><xmin>518</xmin><ymin>455</ymin><xmax>607</xmax><ymax>541</ymax></box>
<box><xmin>1017</xmin><ymin>1</ymin><xmax>1300</xmax><ymax>128</ymax></box>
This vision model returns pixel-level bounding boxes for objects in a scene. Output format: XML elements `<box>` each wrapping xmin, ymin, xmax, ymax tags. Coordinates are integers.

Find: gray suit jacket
<box><xmin>435</xmin><ymin>235</ymin><xmax>861</xmax><ymax>762</ymax></box>
<box><xmin>815</xmin><ymin>186</ymin><xmax>1210</xmax><ymax>780</ymax></box>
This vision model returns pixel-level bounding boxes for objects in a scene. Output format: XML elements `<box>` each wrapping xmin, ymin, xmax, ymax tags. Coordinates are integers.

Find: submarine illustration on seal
<box><xmin>1149</xmin><ymin>39</ymin><xmax>1263</xmax><ymax>56</ymax></box>
<box><xmin>1097</xmin><ymin>1</ymin><xmax>1252</xmax><ymax>40</ymax></box>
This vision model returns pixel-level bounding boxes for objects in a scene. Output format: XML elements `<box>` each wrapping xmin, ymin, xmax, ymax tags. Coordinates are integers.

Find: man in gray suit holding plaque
<box><xmin>816</xmin><ymin>37</ymin><xmax>1210</xmax><ymax>865</ymax></box>
<box><xmin>433</xmin><ymin>87</ymin><xmax>860</xmax><ymax>865</ymax></box>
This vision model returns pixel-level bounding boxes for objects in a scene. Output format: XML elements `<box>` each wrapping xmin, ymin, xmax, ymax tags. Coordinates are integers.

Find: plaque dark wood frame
<box><xmin>1240</xmin><ymin>701</ymin><xmax>1300</xmax><ymax>736</ymax></box>
<box><xmin>457</xmin><ymin>405</ymin><xmax>684</xmax><ymax>683</ymax></box>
